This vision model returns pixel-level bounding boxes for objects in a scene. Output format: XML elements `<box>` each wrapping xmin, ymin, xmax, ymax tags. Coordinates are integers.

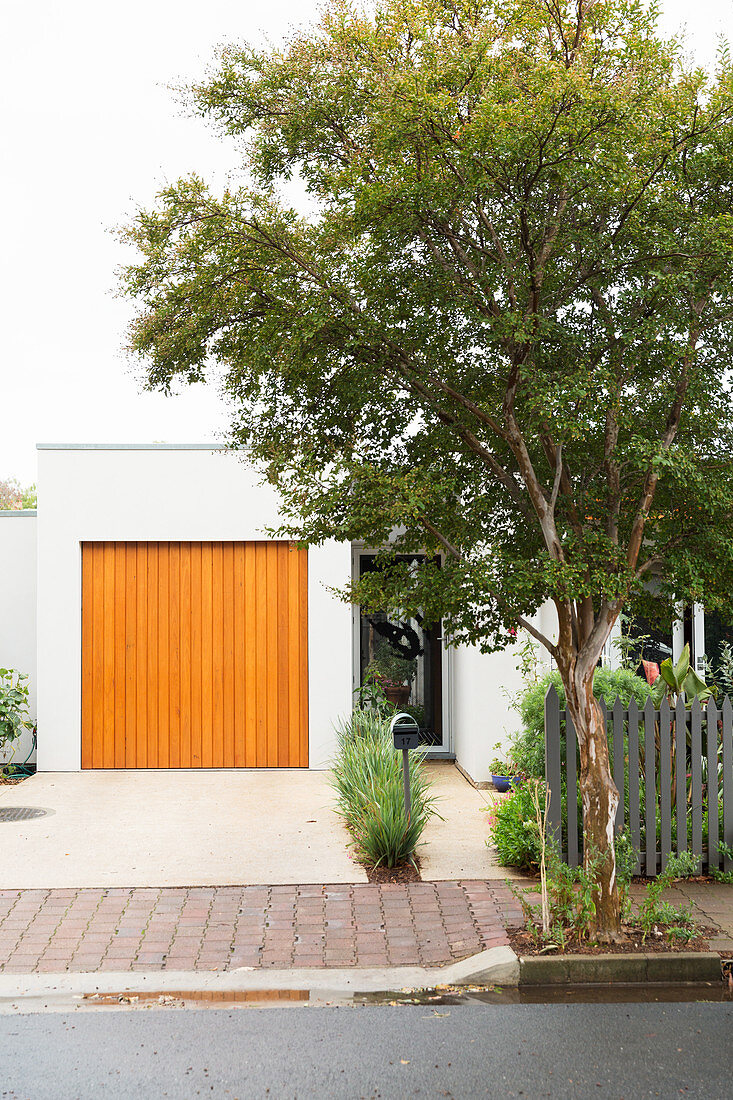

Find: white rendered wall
<box><xmin>36</xmin><ymin>446</ymin><xmax>352</xmax><ymax>771</ymax></box>
<box><xmin>0</xmin><ymin>513</ymin><xmax>37</xmax><ymax>765</ymax></box>
<box><xmin>451</xmin><ymin>606</ymin><xmax>555</xmax><ymax>785</ymax></box>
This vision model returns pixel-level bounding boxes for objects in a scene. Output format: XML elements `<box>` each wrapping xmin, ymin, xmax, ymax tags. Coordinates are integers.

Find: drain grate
<box><xmin>0</xmin><ymin>807</ymin><xmax>49</xmax><ymax>822</ymax></box>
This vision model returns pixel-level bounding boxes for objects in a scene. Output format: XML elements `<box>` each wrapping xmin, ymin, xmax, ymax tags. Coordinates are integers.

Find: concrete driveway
<box><xmin>0</xmin><ymin>764</ymin><xmax>511</xmax><ymax>889</ymax></box>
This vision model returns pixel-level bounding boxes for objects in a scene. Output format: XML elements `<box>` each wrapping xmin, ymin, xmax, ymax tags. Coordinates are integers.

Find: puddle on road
<box><xmin>83</xmin><ymin>989</ymin><xmax>310</xmax><ymax>1009</ymax></box>
<box><xmin>79</xmin><ymin>982</ymin><xmax>732</xmax><ymax>1010</ymax></box>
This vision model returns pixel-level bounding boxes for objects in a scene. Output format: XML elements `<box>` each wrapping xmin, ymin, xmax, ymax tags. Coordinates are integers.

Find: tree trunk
<box><xmin>562</xmin><ymin>668</ymin><xmax>621</xmax><ymax>937</ymax></box>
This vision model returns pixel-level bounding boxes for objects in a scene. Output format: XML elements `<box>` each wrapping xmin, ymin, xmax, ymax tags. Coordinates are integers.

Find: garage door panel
<box><xmin>81</xmin><ymin>541</ymin><xmax>308</xmax><ymax>768</ymax></box>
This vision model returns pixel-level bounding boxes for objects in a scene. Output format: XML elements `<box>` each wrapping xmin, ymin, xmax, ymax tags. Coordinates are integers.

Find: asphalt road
<box><xmin>1</xmin><ymin>1001</ymin><xmax>732</xmax><ymax>1099</ymax></box>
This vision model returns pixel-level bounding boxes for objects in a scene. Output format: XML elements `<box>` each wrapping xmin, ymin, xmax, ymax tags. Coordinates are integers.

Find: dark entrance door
<box><xmin>357</xmin><ymin>554</ymin><xmax>444</xmax><ymax>748</ymax></box>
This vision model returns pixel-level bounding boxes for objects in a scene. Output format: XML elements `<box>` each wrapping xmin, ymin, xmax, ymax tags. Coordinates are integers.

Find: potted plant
<box><xmin>489</xmin><ymin>747</ymin><xmax>520</xmax><ymax>793</ymax></box>
<box><xmin>365</xmin><ymin>649</ymin><xmax>417</xmax><ymax>708</ymax></box>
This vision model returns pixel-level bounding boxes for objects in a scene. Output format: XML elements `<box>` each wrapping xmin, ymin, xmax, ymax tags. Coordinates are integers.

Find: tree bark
<box><xmin>562</xmin><ymin>664</ymin><xmax>621</xmax><ymax>937</ymax></box>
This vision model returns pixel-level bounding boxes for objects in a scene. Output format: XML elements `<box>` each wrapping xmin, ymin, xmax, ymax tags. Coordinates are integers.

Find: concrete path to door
<box><xmin>0</xmin><ymin>763</ymin><xmax>509</xmax><ymax>890</ymax></box>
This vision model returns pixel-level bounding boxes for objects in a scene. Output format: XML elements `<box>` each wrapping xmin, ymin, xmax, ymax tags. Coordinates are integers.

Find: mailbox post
<box><xmin>390</xmin><ymin>712</ymin><xmax>420</xmax><ymax>821</ymax></box>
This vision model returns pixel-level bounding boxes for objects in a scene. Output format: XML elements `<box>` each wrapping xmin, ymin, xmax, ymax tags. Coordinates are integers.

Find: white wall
<box><xmin>36</xmin><ymin>446</ymin><xmax>352</xmax><ymax>770</ymax></box>
<box><xmin>0</xmin><ymin>512</ymin><xmax>37</xmax><ymax>765</ymax></box>
<box><xmin>451</xmin><ymin>605</ymin><xmax>556</xmax><ymax>784</ymax></box>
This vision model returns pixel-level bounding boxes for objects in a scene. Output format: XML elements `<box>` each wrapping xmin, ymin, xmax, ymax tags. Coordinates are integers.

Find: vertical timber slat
<box><xmin>675</xmin><ymin>697</ymin><xmax>687</xmax><ymax>855</ymax></box>
<box><xmin>723</xmin><ymin>697</ymin><xmax>733</xmax><ymax>872</ymax></box>
<box><xmin>660</xmin><ymin>697</ymin><xmax>672</xmax><ymax>870</ymax></box>
<box><xmin>644</xmin><ymin>698</ymin><xmax>657</xmax><ymax>876</ymax></box>
<box><xmin>81</xmin><ymin>542</ymin><xmax>308</xmax><ymax>768</ymax></box>
<box><xmin>627</xmin><ymin>699</ymin><xmax>641</xmax><ymax>875</ymax></box>
<box><xmin>707</xmin><ymin>698</ymin><xmax>719</xmax><ymax>871</ymax></box>
<box><xmin>612</xmin><ymin>696</ymin><xmax>625</xmax><ymax>836</ymax></box>
<box><xmin>690</xmin><ymin>699</ymin><xmax>703</xmax><ymax>862</ymax></box>
<box><xmin>544</xmin><ymin>686</ymin><xmax>562</xmax><ymax>855</ymax></box>
<box><xmin>566</xmin><ymin>712</ymin><xmax>578</xmax><ymax>867</ymax></box>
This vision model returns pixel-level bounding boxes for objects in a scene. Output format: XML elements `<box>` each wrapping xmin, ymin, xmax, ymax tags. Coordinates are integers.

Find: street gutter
<box><xmin>0</xmin><ymin>946</ymin><xmax>725</xmax><ymax>1013</ymax></box>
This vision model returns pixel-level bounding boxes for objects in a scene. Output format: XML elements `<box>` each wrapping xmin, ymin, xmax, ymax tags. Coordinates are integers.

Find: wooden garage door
<box><xmin>81</xmin><ymin>542</ymin><xmax>308</xmax><ymax>768</ymax></box>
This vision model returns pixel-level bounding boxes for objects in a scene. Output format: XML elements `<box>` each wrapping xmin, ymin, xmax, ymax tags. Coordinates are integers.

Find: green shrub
<box><xmin>330</xmin><ymin>710</ymin><xmax>438</xmax><ymax>868</ymax></box>
<box><xmin>0</xmin><ymin>669</ymin><xmax>32</xmax><ymax>756</ymax></box>
<box><xmin>487</xmin><ymin>783</ymin><xmax>542</xmax><ymax>872</ymax></box>
<box><xmin>508</xmin><ymin>667</ymin><xmax>651</xmax><ymax>779</ymax></box>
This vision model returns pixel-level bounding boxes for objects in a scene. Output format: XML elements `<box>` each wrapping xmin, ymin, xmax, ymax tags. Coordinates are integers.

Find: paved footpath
<box><xmin>0</xmin><ymin>882</ymin><xmax>523</xmax><ymax>974</ymax></box>
<box><xmin>0</xmin><ymin>880</ymin><xmax>729</xmax><ymax>975</ymax></box>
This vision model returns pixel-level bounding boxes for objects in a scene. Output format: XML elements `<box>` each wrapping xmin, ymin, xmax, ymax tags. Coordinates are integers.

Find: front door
<box><xmin>356</xmin><ymin>553</ymin><xmax>446</xmax><ymax>749</ymax></box>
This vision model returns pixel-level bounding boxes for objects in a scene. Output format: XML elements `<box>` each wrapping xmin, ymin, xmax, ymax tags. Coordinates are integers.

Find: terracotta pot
<box><xmin>382</xmin><ymin>683</ymin><xmax>411</xmax><ymax>708</ymax></box>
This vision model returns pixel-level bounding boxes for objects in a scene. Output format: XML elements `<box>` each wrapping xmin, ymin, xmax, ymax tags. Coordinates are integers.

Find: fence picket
<box><xmin>723</xmin><ymin>697</ymin><xmax>733</xmax><ymax>873</ymax></box>
<box><xmin>644</xmin><ymin>698</ymin><xmax>658</xmax><ymax>876</ymax></box>
<box><xmin>612</xmin><ymin>696</ymin><xmax>625</xmax><ymax>836</ymax></box>
<box><xmin>566</xmin><ymin>712</ymin><xmax>579</xmax><ymax>867</ymax></box>
<box><xmin>707</xmin><ymin>698</ymin><xmax>719</xmax><ymax>871</ymax></box>
<box><xmin>628</xmin><ymin>698</ymin><xmax>641</xmax><ymax>875</ymax></box>
<box><xmin>544</xmin><ymin>685</ymin><xmax>563</xmax><ymax>854</ymax></box>
<box><xmin>541</xmin><ymin>687</ymin><xmax>730</xmax><ymax>877</ymax></box>
<box><xmin>675</xmin><ymin>697</ymin><xmax>688</xmax><ymax>856</ymax></box>
<box><xmin>659</xmin><ymin>697</ymin><xmax>672</xmax><ymax>871</ymax></box>
<box><xmin>690</xmin><ymin>699</ymin><xmax>703</xmax><ymax>862</ymax></box>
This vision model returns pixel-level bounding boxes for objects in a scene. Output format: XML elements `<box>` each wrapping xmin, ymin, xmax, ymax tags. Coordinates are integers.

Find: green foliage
<box><xmin>120</xmin><ymin>0</ymin><xmax>733</xmax><ymax>665</ymax></box>
<box><xmin>710</xmin><ymin>842</ymin><xmax>733</xmax><ymax>884</ymax></box>
<box><xmin>489</xmin><ymin>746</ymin><xmax>512</xmax><ymax>775</ymax></box>
<box><xmin>508</xmin><ymin>668</ymin><xmax>651</xmax><ymax>779</ymax></box>
<box><xmin>0</xmin><ymin>669</ymin><xmax>32</xmax><ymax>753</ymax></box>
<box><xmin>649</xmin><ymin>643</ymin><xmax>713</xmax><ymax>706</ymax></box>
<box><xmin>637</xmin><ymin>852</ymin><xmax>699</xmax><ymax>941</ymax></box>
<box><xmin>330</xmin><ymin>709</ymin><xmax>438</xmax><ymax>868</ymax></box>
<box><xmin>119</xmin><ymin>0</ymin><xmax>733</xmax><ymax>931</ymax></box>
<box><xmin>0</xmin><ymin>479</ymin><xmax>35</xmax><ymax>510</ymax></box>
<box><xmin>614</xmin><ymin>832</ymin><xmax>638</xmax><ymax>920</ymax></box>
<box><xmin>487</xmin><ymin>782</ymin><xmax>542</xmax><ymax>872</ymax></box>
<box><xmin>508</xmin><ymin>844</ymin><xmax>606</xmax><ymax>947</ymax></box>
<box><xmin>365</xmin><ymin>649</ymin><xmax>416</xmax><ymax>686</ymax></box>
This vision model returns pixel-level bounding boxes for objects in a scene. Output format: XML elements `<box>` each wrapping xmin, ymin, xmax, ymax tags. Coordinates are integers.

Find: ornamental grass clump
<box><xmin>330</xmin><ymin>710</ymin><xmax>439</xmax><ymax>869</ymax></box>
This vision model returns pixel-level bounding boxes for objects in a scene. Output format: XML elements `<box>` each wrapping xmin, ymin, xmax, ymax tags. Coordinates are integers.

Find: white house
<box><xmin>0</xmin><ymin>444</ymin><xmax>567</xmax><ymax>784</ymax></box>
<box><xmin>2</xmin><ymin>444</ymin><xmax>724</xmax><ymax>784</ymax></box>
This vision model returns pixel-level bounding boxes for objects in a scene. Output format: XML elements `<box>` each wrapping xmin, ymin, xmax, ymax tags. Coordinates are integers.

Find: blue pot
<box><xmin>491</xmin><ymin>774</ymin><xmax>519</xmax><ymax>793</ymax></box>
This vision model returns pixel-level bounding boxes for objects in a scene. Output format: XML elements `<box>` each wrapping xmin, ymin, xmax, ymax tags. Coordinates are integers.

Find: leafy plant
<box><xmin>614</xmin><ymin>832</ymin><xmax>638</xmax><ymax>921</ymax></box>
<box><xmin>330</xmin><ymin>709</ymin><xmax>438</xmax><ymax>868</ymax></box>
<box><xmin>508</xmin><ymin>668</ymin><xmax>651</xmax><ymax>780</ymax></box>
<box><xmin>710</xmin><ymin>842</ymin><xmax>733</xmax><ymax>884</ymax></box>
<box><xmin>508</xmin><ymin>843</ymin><xmax>607</xmax><ymax>947</ymax></box>
<box><xmin>365</xmin><ymin>649</ymin><xmax>416</xmax><ymax>687</ymax></box>
<box><xmin>0</xmin><ymin>479</ymin><xmax>36</xmax><ymax>511</ymax></box>
<box><xmin>649</xmin><ymin>644</ymin><xmax>712</xmax><ymax>706</ymax></box>
<box><xmin>489</xmin><ymin>745</ymin><xmax>513</xmax><ymax>776</ymax></box>
<box><xmin>487</xmin><ymin>782</ymin><xmax>542</xmax><ymax>873</ymax></box>
<box><xmin>637</xmin><ymin>852</ymin><xmax>699</xmax><ymax>942</ymax></box>
<box><xmin>0</xmin><ymin>669</ymin><xmax>32</xmax><ymax>755</ymax></box>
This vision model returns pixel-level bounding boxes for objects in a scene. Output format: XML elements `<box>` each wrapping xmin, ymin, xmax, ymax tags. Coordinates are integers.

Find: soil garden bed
<box><xmin>364</xmin><ymin>860</ymin><xmax>421</xmax><ymax>884</ymax></box>
<box><xmin>508</xmin><ymin>925</ymin><xmax>714</xmax><ymax>957</ymax></box>
<box><xmin>0</xmin><ymin>773</ymin><xmax>27</xmax><ymax>786</ymax></box>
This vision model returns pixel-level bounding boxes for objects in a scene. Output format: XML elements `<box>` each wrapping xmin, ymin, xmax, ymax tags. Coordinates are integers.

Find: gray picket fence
<box><xmin>544</xmin><ymin>685</ymin><xmax>733</xmax><ymax>875</ymax></box>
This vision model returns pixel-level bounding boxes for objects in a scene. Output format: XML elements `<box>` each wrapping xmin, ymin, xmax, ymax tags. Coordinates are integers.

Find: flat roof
<box><xmin>36</xmin><ymin>443</ymin><xmax>229</xmax><ymax>451</ymax></box>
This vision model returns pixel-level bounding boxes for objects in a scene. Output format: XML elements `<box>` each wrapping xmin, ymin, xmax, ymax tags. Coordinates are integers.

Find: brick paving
<box><xmin>0</xmin><ymin>882</ymin><xmax>521</xmax><ymax>974</ymax></box>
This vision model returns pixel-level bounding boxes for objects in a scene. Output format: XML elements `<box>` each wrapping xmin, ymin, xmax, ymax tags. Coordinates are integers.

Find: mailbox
<box><xmin>390</xmin><ymin>712</ymin><xmax>420</xmax><ymax>751</ymax></box>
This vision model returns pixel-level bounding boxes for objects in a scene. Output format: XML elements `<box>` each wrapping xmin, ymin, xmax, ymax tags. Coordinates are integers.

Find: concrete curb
<box><xmin>0</xmin><ymin>946</ymin><xmax>520</xmax><ymax>1011</ymax></box>
<box><xmin>518</xmin><ymin>951</ymin><xmax>722</xmax><ymax>985</ymax></box>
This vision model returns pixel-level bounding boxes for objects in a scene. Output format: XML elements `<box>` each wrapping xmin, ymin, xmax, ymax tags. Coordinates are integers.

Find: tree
<box><xmin>120</xmin><ymin>0</ymin><xmax>733</xmax><ymax>934</ymax></box>
<box><xmin>0</xmin><ymin>479</ymin><xmax>36</xmax><ymax>510</ymax></box>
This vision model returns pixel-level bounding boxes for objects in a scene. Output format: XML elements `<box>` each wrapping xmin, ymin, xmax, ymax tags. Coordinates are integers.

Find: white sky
<box><xmin>1</xmin><ymin>0</ymin><xmax>731</xmax><ymax>485</ymax></box>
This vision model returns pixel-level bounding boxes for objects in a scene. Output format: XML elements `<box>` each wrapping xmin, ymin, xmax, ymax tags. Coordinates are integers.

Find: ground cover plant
<box><xmin>506</xmin><ymin>781</ymin><xmax>704</xmax><ymax>953</ymax></box>
<box><xmin>330</xmin><ymin>708</ymin><xmax>439</xmax><ymax>869</ymax></box>
<box><xmin>121</xmin><ymin>0</ymin><xmax>733</xmax><ymax>933</ymax></box>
